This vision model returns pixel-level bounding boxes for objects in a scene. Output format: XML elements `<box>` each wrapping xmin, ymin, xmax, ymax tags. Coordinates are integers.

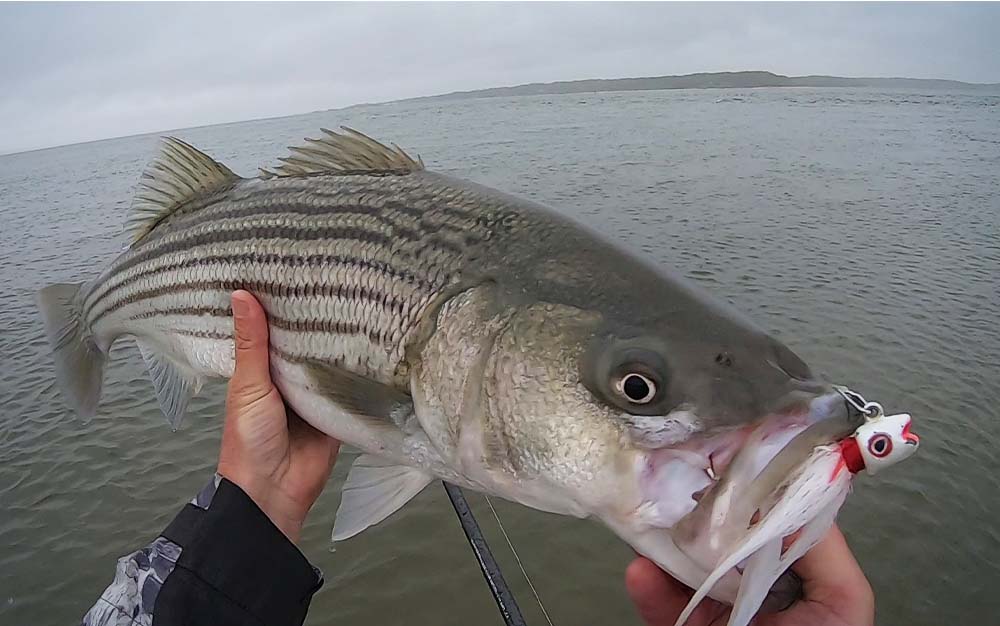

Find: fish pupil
<box><xmin>623</xmin><ymin>374</ymin><xmax>652</xmax><ymax>402</ymax></box>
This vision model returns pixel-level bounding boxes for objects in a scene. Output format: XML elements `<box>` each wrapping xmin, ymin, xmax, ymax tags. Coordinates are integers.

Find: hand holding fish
<box><xmin>626</xmin><ymin>525</ymin><xmax>874</xmax><ymax>626</ymax></box>
<box><xmin>217</xmin><ymin>290</ymin><xmax>341</xmax><ymax>543</ymax></box>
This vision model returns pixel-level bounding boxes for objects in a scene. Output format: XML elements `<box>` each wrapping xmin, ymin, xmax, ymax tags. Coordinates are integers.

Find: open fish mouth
<box><xmin>632</xmin><ymin>391</ymin><xmax>862</xmax><ymax>606</ymax></box>
<box><xmin>628</xmin><ymin>387</ymin><xmax>921</xmax><ymax>626</ymax></box>
<box><xmin>636</xmin><ymin>392</ymin><xmax>855</xmax><ymax>531</ymax></box>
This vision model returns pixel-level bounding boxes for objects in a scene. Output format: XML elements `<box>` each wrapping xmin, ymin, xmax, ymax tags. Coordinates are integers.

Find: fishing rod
<box><xmin>443</xmin><ymin>482</ymin><xmax>529</xmax><ymax>626</ymax></box>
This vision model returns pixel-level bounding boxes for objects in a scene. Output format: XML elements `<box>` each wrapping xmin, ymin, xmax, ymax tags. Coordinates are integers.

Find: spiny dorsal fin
<box><xmin>260</xmin><ymin>127</ymin><xmax>424</xmax><ymax>178</ymax></box>
<box><xmin>126</xmin><ymin>137</ymin><xmax>241</xmax><ymax>244</ymax></box>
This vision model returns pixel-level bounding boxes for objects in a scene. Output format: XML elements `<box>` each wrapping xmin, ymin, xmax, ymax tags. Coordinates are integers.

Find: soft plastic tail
<box><xmin>36</xmin><ymin>283</ymin><xmax>105</xmax><ymax>419</ymax></box>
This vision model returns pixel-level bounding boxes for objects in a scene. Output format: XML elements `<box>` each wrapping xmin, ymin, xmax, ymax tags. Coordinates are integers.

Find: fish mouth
<box><xmin>634</xmin><ymin>390</ymin><xmax>861</xmax><ymax>604</ymax></box>
<box><xmin>637</xmin><ymin>391</ymin><xmax>854</xmax><ymax>528</ymax></box>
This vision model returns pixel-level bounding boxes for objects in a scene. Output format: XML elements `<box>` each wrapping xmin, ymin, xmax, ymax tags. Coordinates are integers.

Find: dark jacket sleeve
<box><xmin>80</xmin><ymin>475</ymin><xmax>323</xmax><ymax>626</ymax></box>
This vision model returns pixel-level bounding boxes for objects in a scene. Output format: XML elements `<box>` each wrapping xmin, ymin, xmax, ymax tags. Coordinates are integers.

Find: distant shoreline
<box><xmin>401</xmin><ymin>70</ymin><xmax>1000</xmax><ymax>104</ymax></box>
<box><xmin>5</xmin><ymin>70</ymin><xmax>998</xmax><ymax>156</ymax></box>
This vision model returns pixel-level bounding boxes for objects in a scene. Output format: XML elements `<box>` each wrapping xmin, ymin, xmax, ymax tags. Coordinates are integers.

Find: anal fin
<box><xmin>332</xmin><ymin>454</ymin><xmax>433</xmax><ymax>541</ymax></box>
<box><xmin>137</xmin><ymin>341</ymin><xmax>203</xmax><ymax>431</ymax></box>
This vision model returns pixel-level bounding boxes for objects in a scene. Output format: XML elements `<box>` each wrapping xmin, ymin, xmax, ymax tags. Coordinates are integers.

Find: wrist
<box><xmin>217</xmin><ymin>466</ymin><xmax>306</xmax><ymax>543</ymax></box>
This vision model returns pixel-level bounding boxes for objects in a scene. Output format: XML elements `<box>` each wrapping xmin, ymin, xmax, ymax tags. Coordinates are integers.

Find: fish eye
<box><xmin>617</xmin><ymin>373</ymin><xmax>657</xmax><ymax>404</ymax></box>
<box><xmin>868</xmin><ymin>434</ymin><xmax>893</xmax><ymax>458</ymax></box>
<box><xmin>581</xmin><ymin>340</ymin><xmax>670</xmax><ymax>414</ymax></box>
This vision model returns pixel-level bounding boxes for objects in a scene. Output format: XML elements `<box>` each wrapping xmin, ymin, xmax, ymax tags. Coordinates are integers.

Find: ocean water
<box><xmin>1</xmin><ymin>87</ymin><xmax>998</xmax><ymax>625</ymax></box>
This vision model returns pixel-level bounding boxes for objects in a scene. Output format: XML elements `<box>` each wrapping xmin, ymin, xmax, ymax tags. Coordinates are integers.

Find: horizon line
<box><xmin>4</xmin><ymin>69</ymin><xmax>998</xmax><ymax>157</ymax></box>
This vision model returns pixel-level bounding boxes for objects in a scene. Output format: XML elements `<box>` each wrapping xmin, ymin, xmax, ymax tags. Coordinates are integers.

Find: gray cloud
<box><xmin>1</xmin><ymin>2</ymin><xmax>998</xmax><ymax>154</ymax></box>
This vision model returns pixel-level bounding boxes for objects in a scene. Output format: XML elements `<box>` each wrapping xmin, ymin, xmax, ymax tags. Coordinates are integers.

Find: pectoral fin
<box><xmin>303</xmin><ymin>359</ymin><xmax>413</xmax><ymax>428</ymax></box>
<box><xmin>332</xmin><ymin>454</ymin><xmax>433</xmax><ymax>541</ymax></box>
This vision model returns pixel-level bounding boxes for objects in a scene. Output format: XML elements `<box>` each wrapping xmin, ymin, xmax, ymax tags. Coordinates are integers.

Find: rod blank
<box><xmin>443</xmin><ymin>482</ymin><xmax>528</xmax><ymax>626</ymax></box>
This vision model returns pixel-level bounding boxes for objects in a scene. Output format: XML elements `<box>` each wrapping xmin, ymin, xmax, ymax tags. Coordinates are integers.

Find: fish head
<box><xmin>568</xmin><ymin>304</ymin><xmax>862</xmax><ymax>601</ymax></box>
<box><xmin>509</xmin><ymin>261</ymin><xmax>869</xmax><ymax>607</ymax></box>
<box><xmin>471</xmin><ymin>288</ymin><xmax>857</xmax><ymax>608</ymax></box>
<box><xmin>471</xmin><ymin>235</ymin><xmax>867</xmax><ymax>605</ymax></box>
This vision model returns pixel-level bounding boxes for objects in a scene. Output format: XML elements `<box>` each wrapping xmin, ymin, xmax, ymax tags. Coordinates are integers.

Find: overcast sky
<box><xmin>2</xmin><ymin>2</ymin><xmax>998</xmax><ymax>154</ymax></box>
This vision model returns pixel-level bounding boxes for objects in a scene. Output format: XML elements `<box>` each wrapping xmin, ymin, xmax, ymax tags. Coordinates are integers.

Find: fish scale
<box><xmin>89</xmin><ymin>217</ymin><xmax>463</xmax><ymax>308</ymax></box>
<box><xmin>83</xmin><ymin>184</ymin><xmax>468</xmax><ymax>373</ymax></box>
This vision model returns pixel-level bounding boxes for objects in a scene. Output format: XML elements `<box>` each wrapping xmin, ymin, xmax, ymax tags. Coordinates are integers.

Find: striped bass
<box><xmin>38</xmin><ymin>128</ymin><xmax>866</xmax><ymax>624</ymax></box>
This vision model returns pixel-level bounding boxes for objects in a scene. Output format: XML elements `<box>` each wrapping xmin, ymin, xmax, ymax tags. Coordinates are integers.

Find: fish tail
<box><xmin>36</xmin><ymin>282</ymin><xmax>105</xmax><ymax>419</ymax></box>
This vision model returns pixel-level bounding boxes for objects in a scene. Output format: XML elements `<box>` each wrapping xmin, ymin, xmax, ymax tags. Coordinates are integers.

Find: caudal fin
<box><xmin>36</xmin><ymin>283</ymin><xmax>105</xmax><ymax>419</ymax></box>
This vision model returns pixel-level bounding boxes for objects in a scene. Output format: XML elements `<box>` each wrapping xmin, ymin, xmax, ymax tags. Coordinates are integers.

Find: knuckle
<box><xmin>227</xmin><ymin>377</ymin><xmax>273</xmax><ymax>409</ymax></box>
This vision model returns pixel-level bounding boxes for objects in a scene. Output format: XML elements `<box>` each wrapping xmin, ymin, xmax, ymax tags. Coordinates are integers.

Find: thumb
<box><xmin>626</xmin><ymin>557</ymin><xmax>693</xmax><ymax>626</ymax></box>
<box><xmin>230</xmin><ymin>290</ymin><xmax>272</xmax><ymax>401</ymax></box>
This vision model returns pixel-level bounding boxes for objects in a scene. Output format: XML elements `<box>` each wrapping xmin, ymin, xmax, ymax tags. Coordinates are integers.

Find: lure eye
<box><xmin>868</xmin><ymin>433</ymin><xmax>893</xmax><ymax>458</ymax></box>
<box><xmin>618</xmin><ymin>373</ymin><xmax>657</xmax><ymax>404</ymax></box>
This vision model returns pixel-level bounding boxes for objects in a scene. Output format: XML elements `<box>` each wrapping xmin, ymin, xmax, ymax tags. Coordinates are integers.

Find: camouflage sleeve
<box><xmin>80</xmin><ymin>474</ymin><xmax>323</xmax><ymax>626</ymax></box>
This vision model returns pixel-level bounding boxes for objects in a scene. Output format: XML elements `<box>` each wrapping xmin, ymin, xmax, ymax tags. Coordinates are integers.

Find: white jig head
<box><xmin>848</xmin><ymin>413</ymin><xmax>920</xmax><ymax>475</ymax></box>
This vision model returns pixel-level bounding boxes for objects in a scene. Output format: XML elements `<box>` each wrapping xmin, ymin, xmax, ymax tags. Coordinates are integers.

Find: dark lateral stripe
<box><xmin>128</xmin><ymin>305</ymin><xmax>392</xmax><ymax>344</ymax></box>
<box><xmin>141</xmin><ymin>189</ymin><xmax>431</xmax><ymax>245</ymax></box>
<box><xmin>130</xmin><ymin>199</ymin><xmax>462</xmax><ymax>262</ymax></box>
<box><xmin>112</xmin><ymin>202</ymin><xmax>467</xmax><ymax>280</ymax></box>
<box><xmin>92</xmin><ymin>277</ymin><xmax>413</xmax><ymax>327</ymax></box>
<box><xmin>87</xmin><ymin>249</ymin><xmax>444</xmax><ymax>316</ymax></box>
<box><xmin>189</xmin><ymin>194</ymin><xmax>431</xmax><ymax>224</ymax></box>
<box><xmin>129</xmin><ymin>306</ymin><xmax>231</xmax><ymax>319</ymax></box>
<box><xmin>174</xmin><ymin>328</ymin><xmax>230</xmax><ymax>340</ymax></box>
<box><xmin>135</xmin><ymin>185</ymin><xmax>488</xmax><ymax>254</ymax></box>
<box><xmin>146</xmin><ymin>179</ymin><xmax>405</xmax><ymax>220</ymax></box>
<box><xmin>169</xmin><ymin>328</ymin><xmax>372</xmax><ymax>366</ymax></box>
<box><xmin>112</xmin><ymin>221</ymin><xmax>399</xmax><ymax>279</ymax></box>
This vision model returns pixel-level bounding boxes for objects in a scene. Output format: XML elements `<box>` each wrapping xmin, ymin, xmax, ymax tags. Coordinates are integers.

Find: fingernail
<box><xmin>232</xmin><ymin>296</ymin><xmax>248</xmax><ymax>318</ymax></box>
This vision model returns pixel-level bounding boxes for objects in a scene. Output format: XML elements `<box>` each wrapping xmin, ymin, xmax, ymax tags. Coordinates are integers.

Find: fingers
<box><xmin>230</xmin><ymin>290</ymin><xmax>272</xmax><ymax>401</ymax></box>
<box><xmin>626</xmin><ymin>557</ymin><xmax>692</xmax><ymax>626</ymax></box>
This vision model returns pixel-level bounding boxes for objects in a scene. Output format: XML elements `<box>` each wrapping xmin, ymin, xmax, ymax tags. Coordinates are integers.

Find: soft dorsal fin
<box><xmin>126</xmin><ymin>137</ymin><xmax>241</xmax><ymax>244</ymax></box>
<box><xmin>260</xmin><ymin>127</ymin><xmax>424</xmax><ymax>178</ymax></box>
